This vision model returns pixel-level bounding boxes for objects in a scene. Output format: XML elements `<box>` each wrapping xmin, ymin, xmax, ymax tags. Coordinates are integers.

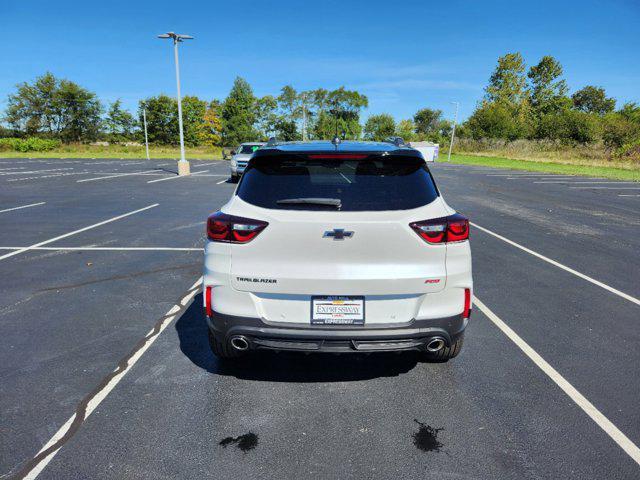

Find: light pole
<box><xmin>158</xmin><ymin>32</ymin><xmax>193</xmax><ymax>175</ymax></box>
<box><xmin>142</xmin><ymin>108</ymin><xmax>150</xmax><ymax>161</ymax></box>
<box><xmin>447</xmin><ymin>101</ymin><xmax>459</xmax><ymax>163</ymax></box>
<box><xmin>301</xmin><ymin>92</ymin><xmax>308</xmax><ymax>141</ymax></box>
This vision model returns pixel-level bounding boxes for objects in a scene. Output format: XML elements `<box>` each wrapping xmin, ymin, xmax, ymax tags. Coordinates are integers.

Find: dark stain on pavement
<box><xmin>38</xmin><ymin>263</ymin><xmax>199</xmax><ymax>292</ymax></box>
<box><xmin>413</xmin><ymin>419</ymin><xmax>444</xmax><ymax>452</ymax></box>
<box><xmin>219</xmin><ymin>432</ymin><xmax>258</xmax><ymax>453</ymax></box>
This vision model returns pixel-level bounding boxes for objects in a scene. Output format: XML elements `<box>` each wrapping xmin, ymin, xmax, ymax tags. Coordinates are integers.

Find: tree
<box><xmin>138</xmin><ymin>95</ymin><xmax>177</xmax><ymax>145</ymax></box>
<box><xmin>254</xmin><ymin>95</ymin><xmax>278</xmax><ymax>140</ymax></box>
<box><xmin>5</xmin><ymin>72</ymin><xmax>102</xmax><ymax>141</ymax></box>
<box><xmin>396</xmin><ymin>119</ymin><xmax>416</xmax><ymax>141</ymax></box>
<box><xmin>221</xmin><ymin>77</ymin><xmax>258</xmax><ymax>145</ymax></box>
<box><xmin>198</xmin><ymin>100</ymin><xmax>222</xmax><ymax>147</ymax></box>
<box><xmin>537</xmin><ymin>109</ymin><xmax>601</xmax><ymax>144</ymax></box>
<box><xmin>618</xmin><ymin>102</ymin><xmax>640</xmax><ymax>124</ymax></box>
<box><xmin>274</xmin><ymin>118</ymin><xmax>301</xmax><ymax>141</ymax></box>
<box><xmin>105</xmin><ymin>99</ymin><xmax>136</xmax><ymax>142</ymax></box>
<box><xmin>413</xmin><ymin>108</ymin><xmax>443</xmax><ymax>136</ymax></box>
<box><xmin>466</xmin><ymin>102</ymin><xmax>531</xmax><ymax>140</ymax></box>
<box><xmin>311</xmin><ymin>87</ymin><xmax>368</xmax><ymax>139</ymax></box>
<box><xmin>528</xmin><ymin>56</ymin><xmax>569</xmax><ymax>115</ymax></box>
<box><xmin>363</xmin><ymin>114</ymin><xmax>396</xmax><ymax>141</ymax></box>
<box><xmin>485</xmin><ymin>53</ymin><xmax>529</xmax><ymax>107</ymax></box>
<box><xmin>181</xmin><ymin>96</ymin><xmax>208</xmax><ymax>147</ymax></box>
<box><xmin>572</xmin><ymin>86</ymin><xmax>615</xmax><ymax>115</ymax></box>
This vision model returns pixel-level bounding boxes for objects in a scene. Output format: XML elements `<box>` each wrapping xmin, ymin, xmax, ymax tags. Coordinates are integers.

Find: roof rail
<box><xmin>384</xmin><ymin>136</ymin><xmax>406</xmax><ymax>147</ymax></box>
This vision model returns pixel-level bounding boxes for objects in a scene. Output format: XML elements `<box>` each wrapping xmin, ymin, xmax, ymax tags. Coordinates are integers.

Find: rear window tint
<box><xmin>236</xmin><ymin>154</ymin><xmax>439</xmax><ymax>211</ymax></box>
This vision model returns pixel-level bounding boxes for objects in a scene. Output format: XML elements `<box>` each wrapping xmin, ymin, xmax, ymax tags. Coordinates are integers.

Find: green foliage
<box><xmin>254</xmin><ymin>95</ymin><xmax>278</xmax><ymax>140</ymax></box>
<box><xmin>0</xmin><ymin>137</ymin><xmax>61</xmax><ymax>152</ymax></box>
<box><xmin>198</xmin><ymin>100</ymin><xmax>222</xmax><ymax>147</ymax></box>
<box><xmin>537</xmin><ymin>109</ymin><xmax>601</xmax><ymax>144</ymax></box>
<box><xmin>363</xmin><ymin>114</ymin><xmax>396</xmax><ymax>141</ymax></box>
<box><xmin>274</xmin><ymin>118</ymin><xmax>301</xmax><ymax>141</ymax></box>
<box><xmin>618</xmin><ymin>102</ymin><xmax>640</xmax><ymax>124</ymax></box>
<box><xmin>485</xmin><ymin>53</ymin><xmax>529</xmax><ymax>107</ymax></box>
<box><xmin>602</xmin><ymin>112</ymin><xmax>640</xmax><ymax>149</ymax></box>
<box><xmin>528</xmin><ymin>55</ymin><xmax>569</xmax><ymax>115</ymax></box>
<box><xmin>221</xmin><ymin>77</ymin><xmax>258</xmax><ymax>146</ymax></box>
<box><xmin>5</xmin><ymin>72</ymin><xmax>102</xmax><ymax>142</ymax></box>
<box><xmin>105</xmin><ymin>99</ymin><xmax>136</xmax><ymax>142</ymax></box>
<box><xmin>310</xmin><ymin>87</ymin><xmax>368</xmax><ymax>140</ymax></box>
<box><xmin>413</xmin><ymin>108</ymin><xmax>442</xmax><ymax>135</ymax></box>
<box><xmin>181</xmin><ymin>96</ymin><xmax>208</xmax><ymax>147</ymax></box>
<box><xmin>572</xmin><ymin>86</ymin><xmax>615</xmax><ymax>115</ymax></box>
<box><xmin>139</xmin><ymin>95</ymin><xmax>178</xmax><ymax>145</ymax></box>
<box><xmin>466</xmin><ymin>101</ymin><xmax>532</xmax><ymax>141</ymax></box>
<box><xmin>396</xmin><ymin>119</ymin><xmax>416</xmax><ymax>141</ymax></box>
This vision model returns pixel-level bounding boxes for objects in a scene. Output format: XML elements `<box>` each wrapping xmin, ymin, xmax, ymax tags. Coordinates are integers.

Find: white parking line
<box><xmin>471</xmin><ymin>222</ymin><xmax>640</xmax><ymax>306</ymax></box>
<box><xmin>0</xmin><ymin>202</ymin><xmax>46</xmax><ymax>214</ymax></box>
<box><xmin>503</xmin><ymin>175</ymin><xmax>576</xmax><ymax>180</ymax></box>
<box><xmin>6</xmin><ymin>172</ymin><xmax>94</xmax><ymax>182</ymax></box>
<box><xmin>77</xmin><ymin>170</ymin><xmax>159</xmax><ymax>183</ymax></box>
<box><xmin>146</xmin><ymin>170</ymin><xmax>208</xmax><ymax>184</ymax></box>
<box><xmin>216</xmin><ymin>179</ymin><xmax>227</xmax><ymax>184</ymax></box>
<box><xmin>570</xmin><ymin>187</ymin><xmax>640</xmax><ymax>190</ymax></box>
<box><xmin>0</xmin><ymin>204</ymin><xmax>159</xmax><ymax>262</ymax></box>
<box><xmin>0</xmin><ymin>168</ymin><xmax>73</xmax><ymax>175</ymax></box>
<box><xmin>619</xmin><ymin>194</ymin><xmax>640</xmax><ymax>197</ymax></box>
<box><xmin>18</xmin><ymin>277</ymin><xmax>203</xmax><ymax>479</ymax></box>
<box><xmin>474</xmin><ymin>296</ymin><xmax>640</xmax><ymax>466</ymax></box>
<box><xmin>486</xmin><ymin>173</ymin><xmax>575</xmax><ymax>177</ymax></box>
<box><xmin>534</xmin><ymin>181</ymin><xmax>632</xmax><ymax>184</ymax></box>
<box><xmin>0</xmin><ymin>246</ymin><xmax>201</xmax><ymax>252</ymax></box>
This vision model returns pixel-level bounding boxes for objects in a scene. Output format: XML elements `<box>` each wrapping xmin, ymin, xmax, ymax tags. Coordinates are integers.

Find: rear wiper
<box><xmin>276</xmin><ymin>197</ymin><xmax>342</xmax><ymax>209</ymax></box>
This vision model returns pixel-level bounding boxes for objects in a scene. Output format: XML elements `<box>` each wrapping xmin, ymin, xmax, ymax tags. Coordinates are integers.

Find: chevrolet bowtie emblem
<box><xmin>323</xmin><ymin>229</ymin><xmax>354</xmax><ymax>240</ymax></box>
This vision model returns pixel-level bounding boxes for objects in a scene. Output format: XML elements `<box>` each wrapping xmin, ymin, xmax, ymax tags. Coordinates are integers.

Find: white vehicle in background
<box><xmin>229</xmin><ymin>142</ymin><xmax>265</xmax><ymax>182</ymax></box>
<box><xmin>204</xmin><ymin>139</ymin><xmax>472</xmax><ymax>361</ymax></box>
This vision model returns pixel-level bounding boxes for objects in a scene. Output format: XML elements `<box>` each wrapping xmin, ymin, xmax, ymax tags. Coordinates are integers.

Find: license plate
<box><xmin>311</xmin><ymin>296</ymin><xmax>365</xmax><ymax>325</ymax></box>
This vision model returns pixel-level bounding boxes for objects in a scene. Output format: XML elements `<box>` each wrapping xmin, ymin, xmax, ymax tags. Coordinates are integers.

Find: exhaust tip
<box><xmin>426</xmin><ymin>337</ymin><xmax>446</xmax><ymax>353</ymax></box>
<box><xmin>230</xmin><ymin>336</ymin><xmax>250</xmax><ymax>351</ymax></box>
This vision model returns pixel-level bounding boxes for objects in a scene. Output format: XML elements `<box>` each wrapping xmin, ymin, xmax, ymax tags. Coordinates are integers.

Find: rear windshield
<box><xmin>236</xmin><ymin>154</ymin><xmax>439</xmax><ymax>211</ymax></box>
<box><xmin>238</xmin><ymin>145</ymin><xmax>261</xmax><ymax>154</ymax></box>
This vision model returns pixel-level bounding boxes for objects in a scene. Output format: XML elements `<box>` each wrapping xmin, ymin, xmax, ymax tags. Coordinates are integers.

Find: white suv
<box><xmin>204</xmin><ymin>140</ymin><xmax>472</xmax><ymax>361</ymax></box>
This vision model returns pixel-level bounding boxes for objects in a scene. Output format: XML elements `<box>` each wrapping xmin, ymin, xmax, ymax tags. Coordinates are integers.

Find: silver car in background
<box><xmin>230</xmin><ymin>142</ymin><xmax>265</xmax><ymax>182</ymax></box>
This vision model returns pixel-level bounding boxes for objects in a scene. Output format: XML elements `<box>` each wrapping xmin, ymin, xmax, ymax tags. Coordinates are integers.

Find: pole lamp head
<box><xmin>157</xmin><ymin>32</ymin><xmax>194</xmax><ymax>43</ymax></box>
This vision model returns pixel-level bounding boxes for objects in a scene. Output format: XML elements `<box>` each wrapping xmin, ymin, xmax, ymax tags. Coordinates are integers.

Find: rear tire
<box><xmin>230</xmin><ymin>174</ymin><xmax>239</xmax><ymax>183</ymax></box>
<box><xmin>208</xmin><ymin>330</ymin><xmax>243</xmax><ymax>359</ymax></box>
<box><xmin>423</xmin><ymin>334</ymin><xmax>464</xmax><ymax>362</ymax></box>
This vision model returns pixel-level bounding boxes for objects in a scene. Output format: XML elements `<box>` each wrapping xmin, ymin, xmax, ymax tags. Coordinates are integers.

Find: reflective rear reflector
<box><xmin>463</xmin><ymin>288</ymin><xmax>471</xmax><ymax>319</ymax></box>
<box><xmin>205</xmin><ymin>286</ymin><xmax>213</xmax><ymax>317</ymax></box>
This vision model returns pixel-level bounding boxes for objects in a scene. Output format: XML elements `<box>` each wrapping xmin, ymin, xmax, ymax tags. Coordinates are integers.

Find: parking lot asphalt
<box><xmin>0</xmin><ymin>158</ymin><xmax>638</xmax><ymax>479</ymax></box>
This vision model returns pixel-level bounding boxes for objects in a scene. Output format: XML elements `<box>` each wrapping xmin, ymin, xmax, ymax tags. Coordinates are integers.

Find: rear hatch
<box><xmin>227</xmin><ymin>152</ymin><xmax>449</xmax><ymax>297</ymax></box>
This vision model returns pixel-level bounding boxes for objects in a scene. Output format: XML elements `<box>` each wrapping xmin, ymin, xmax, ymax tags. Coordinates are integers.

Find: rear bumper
<box><xmin>207</xmin><ymin>311</ymin><xmax>467</xmax><ymax>353</ymax></box>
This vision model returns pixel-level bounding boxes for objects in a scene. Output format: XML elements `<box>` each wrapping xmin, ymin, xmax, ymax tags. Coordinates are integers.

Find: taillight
<box><xmin>410</xmin><ymin>213</ymin><xmax>469</xmax><ymax>244</ymax></box>
<box><xmin>205</xmin><ymin>286</ymin><xmax>213</xmax><ymax>317</ymax></box>
<box><xmin>463</xmin><ymin>288</ymin><xmax>472</xmax><ymax>319</ymax></box>
<box><xmin>207</xmin><ymin>212</ymin><xmax>268</xmax><ymax>243</ymax></box>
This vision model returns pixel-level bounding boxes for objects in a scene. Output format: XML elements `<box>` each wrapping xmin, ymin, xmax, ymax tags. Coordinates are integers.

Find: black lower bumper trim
<box><xmin>207</xmin><ymin>311</ymin><xmax>466</xmax><ymax>353</ymax></box>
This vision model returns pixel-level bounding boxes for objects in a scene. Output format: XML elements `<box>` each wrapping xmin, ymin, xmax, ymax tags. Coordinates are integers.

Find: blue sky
<box><xmin>1</xmin><ymin>0</ymin><xmax>639</xmax><ymax>122</ymax></box>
